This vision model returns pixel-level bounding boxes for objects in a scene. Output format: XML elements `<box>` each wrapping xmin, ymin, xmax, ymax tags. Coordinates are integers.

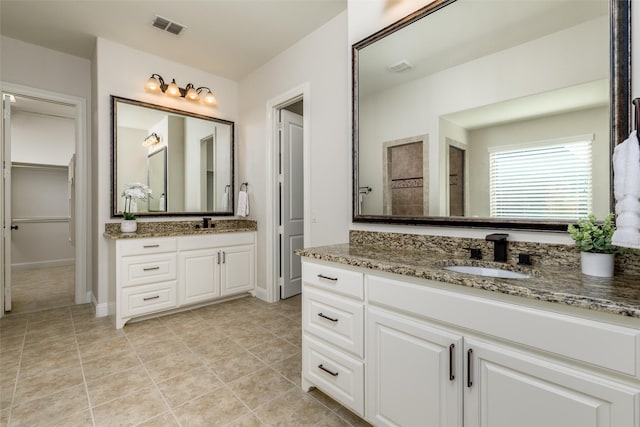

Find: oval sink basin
<box><xmin>443</xmin><ymin>266</ymin><xmax>530</xmax><ymax>279</ymax></box>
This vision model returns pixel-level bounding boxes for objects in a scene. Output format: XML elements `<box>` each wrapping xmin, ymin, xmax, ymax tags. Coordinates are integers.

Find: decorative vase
<box><xmin>121</xmin><ymin>220</ymin><xmax>137</xmax><ymax>233</ymax></box>
<box><xmin>580</xmin><ymin>252</ymin><xmax>614</xmax><ymax>277</ymax></box>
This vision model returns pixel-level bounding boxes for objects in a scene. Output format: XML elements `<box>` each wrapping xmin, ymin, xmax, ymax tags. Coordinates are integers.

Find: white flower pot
<box><xmin>580</xmin><ymin>252</ymin><xmax>614</xmax><ymax>277</ymax></box>
<box><xmin>120</xmin><ymin>220</ymin><xmax>137</xmax><ymax>233</ymax></box>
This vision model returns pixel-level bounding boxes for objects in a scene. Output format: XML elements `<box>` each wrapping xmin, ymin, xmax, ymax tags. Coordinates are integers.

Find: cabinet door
<box><xmin>367</xmin><ymin>307</ymin><xmax>463</xmax><ymax>427</ymax></box>
<box><xmin>464</xmin><ymin>338</ymin><xmax>640</xmax><ymax>427</ymax></box>
<box><xmin>220</xmin><ymin>245</ymin><xmax>255</xmax><ymax>296</ymax></box>
<box><xmin>178</xmin><ymin>248</ymin><xmax>220</xmax><ymax>305</ymax></box>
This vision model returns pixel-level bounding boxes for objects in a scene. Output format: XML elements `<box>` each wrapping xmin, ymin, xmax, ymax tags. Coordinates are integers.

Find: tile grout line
<box><xmin>5</xmin><ymin>319</ymin><xmax>26</xmax><ymax>427</ymax></box>
<box><xmin>71</xmin><ymin>307</ymin><xmax>98</xmax><ymax>427</ymax></box>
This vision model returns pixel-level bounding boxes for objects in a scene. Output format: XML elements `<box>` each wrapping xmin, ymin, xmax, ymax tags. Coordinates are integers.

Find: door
<box><xmin>367</xmin><ymin>306</ymin><xmax>463</xmax><ymax>427</ymax></box>
<box><xmin>221</xmin><ymin>245</ymin><xmax>255</xmax><ymax>296</ymax></box>
<box><xmin>179</xmin><ymin>248</ymin><xmax>220</xmax><ymax>305</ymax></box>
<box><xmin>2</xmin><ymin>94</ymin><xmax>12</xmax><ymax>312</ymax></box>
<box><xmin>449</xmin><ymin>145</ymin><xmax>465</xmax><ymax>216</ymax></box>
<box><xmin>464</xmin><ymin>338</ymin><xmax>640</xmax><ymax>427</ymax></box>
<box><xmin>279</xmin><ymin>109</ymin><xmax>304</xmax><ymax>299</ymax></box>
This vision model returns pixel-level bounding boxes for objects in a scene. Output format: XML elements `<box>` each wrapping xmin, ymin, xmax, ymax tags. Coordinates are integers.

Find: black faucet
<box><xmin>203</xmin><ymin>217</ymin><xmax>211</xmax><ymax>229</ymax></box>
<box><xmin>486</xmin><ymin>233</ymin><xmax>509</xmax><ymax>262</ymax></box>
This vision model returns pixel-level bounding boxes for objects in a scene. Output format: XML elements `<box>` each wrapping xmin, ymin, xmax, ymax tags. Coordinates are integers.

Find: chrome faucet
<box><xmin>486</xmin><ymin>233</ymin><xmax>509</xmax><ymax>262</ymax></box>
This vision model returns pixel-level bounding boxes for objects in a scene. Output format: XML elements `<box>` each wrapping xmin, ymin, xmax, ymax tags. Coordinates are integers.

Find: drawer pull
<box><xmin>449</xmin><ymin>344</ymin><xmax>455</xmax><ymax>381</ymax></box>
<box><xmin>317</xmin><ymin>312</ymin><xmax>339</xmax><ymax>322</ymax></box>
<box><xmin>143</xmin><ymin>295</ymin><xmax>160</xmax><ymax>301</ymax></box>
<box><xmin>143</xmin><ymin>266</ymin><xmax>160</xmax><ymax>271</ymax></box>
<box><xmin>318</xmin><ymin>364</ymin><xmax>339</xmax><ymax>377</ymax></box>
<box><xmin>467</xmin><ymin>349</ymin><xmax>473</xmax><ymax>388</ymax></box>
<box><xmin>317</xmin><ymin>274</ymin><xmax>338</xmax><ymax>282</ymax></box>
<box><xmin>143</xmin><ymin>244</ymin><xmax>160</xmax><ymax>248</ymax></box>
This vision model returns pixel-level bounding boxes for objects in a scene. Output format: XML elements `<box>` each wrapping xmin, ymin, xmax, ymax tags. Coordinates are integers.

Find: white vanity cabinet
<box><xmin>301</xmin><ymin>261</ymin><xmax>366</xmax><ymax>416</ymax></box>
<box><xmin>300</xmin><ymin>258</ymin><xmax>640</xmax><ymax>427</ymax></box>
<box><xmin>111</xmin><ymin>232</ymin><xmax>256</xmax><ymax>328</ymax></box>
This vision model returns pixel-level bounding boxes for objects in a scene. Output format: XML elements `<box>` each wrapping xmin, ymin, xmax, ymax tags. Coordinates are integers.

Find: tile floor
<box><xmin>0</xmin><ymin>295</ymin><xmax>371</xmax><ymax>426</ymax></box>
<box><xmin>10</xmin><ymin>265</ymin><xmax>75</xmax><ymax>314</ymax></box>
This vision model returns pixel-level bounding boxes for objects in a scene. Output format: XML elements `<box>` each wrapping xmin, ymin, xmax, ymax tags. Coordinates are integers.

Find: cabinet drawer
<box><xmin>121</xmin><ymin>281</ymin><xmax>177</xmax><ymax>317</ymax></box>
<box><xmin>120</xmin><ymin>254</ymin><xmax>177</xmax><ymax>287</ymax></box>
<box><xmin>118</xmin><ymin>238</ymin><xmax>177</xmax><ymax>256</ymax></box>
<box><xmin>303</xmin><ymin>287</ymin><xmax>364</xmax><ymax>357</ymax></box>
<box><xmin>302</xmin><ymin>262</ymin><xmax>363</xmax><ymax>300</ymax></box>
<box><xmin>303</xmin><ymin>334</ymin><xmax>364</xmax><ymax>416</ymax></box>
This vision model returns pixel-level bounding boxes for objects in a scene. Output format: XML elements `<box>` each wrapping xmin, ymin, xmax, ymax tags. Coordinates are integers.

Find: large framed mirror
<box><xmin>111</xmin><ymin>96</ymin><xmax>234</xmax><ymax>217</ymax></box>
<box><xmin>353</xmin><ymin>0</ymin><xmax>631</xmax><ymax>231</ymax></box>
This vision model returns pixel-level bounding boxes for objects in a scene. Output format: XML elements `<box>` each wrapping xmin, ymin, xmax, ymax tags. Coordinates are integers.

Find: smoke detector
<box><xmin>388</xmin><ymin>60</ymin><xmax>414</xmax><ymax>73</ymax></box>
<box><xmin>152</xmin><ymin>15</ymin><xmax>187</xmax><ymax>36</ymax></box>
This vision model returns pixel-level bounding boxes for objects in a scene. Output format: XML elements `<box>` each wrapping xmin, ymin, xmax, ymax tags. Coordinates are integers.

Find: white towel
<box><xmin>611</xmin><ymin>131</ymin><xmax>640</xmax><ymax>248</ymax></box>
<box><xmin>236</xmin><ymin>190</ymin><xmax>249</xmax><ymax>217</ymax></box>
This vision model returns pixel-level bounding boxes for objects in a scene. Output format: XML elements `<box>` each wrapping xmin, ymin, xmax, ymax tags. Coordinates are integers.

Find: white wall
<box><xmin>11</xmin><ymin>111</ymin><xmax>75</xmax><ymax>165</ymax></box>
<box><xmin>94</xmin><ymin>38</ymin><xmax>239</xmax><ymax>308</ymax></box>
<box><xmin>239</xmin><ymin>12</ymin><xmax>350</xmax><ymax>293</ymax></box>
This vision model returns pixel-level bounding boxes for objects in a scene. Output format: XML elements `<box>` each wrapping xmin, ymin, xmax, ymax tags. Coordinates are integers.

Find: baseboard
<box><xmin>12</xmin><ymin>259</ymin><xmax>75</xmax><ymax>271</ymax></box>
<box><xmin>254</xmin><ymin>286</ymin><xmax>269</xmax><ymax>302</ymax></box>
<box><xmin>93</xmin><ymin>293</ymin><xmax>109</xmax><ymax>318</ymax></box>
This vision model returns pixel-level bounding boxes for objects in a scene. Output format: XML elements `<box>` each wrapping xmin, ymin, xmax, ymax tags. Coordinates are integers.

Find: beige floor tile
<box><xmin>124</xmin><ymin>323</ymin><xmax>173</xmax><ymax>347</ymax></box>
<box><xmin>79</xmin><ymin>336</ymin><xmax>133</xmax><ymax>362</ymax></box>
<box><xmin>0</xmin><ymin>319</ymin><xmax>27</xmax><ymax>338</ymax></box>
<box><xmin>0</xmin><ymin>334</ymin><xmax>24</xmax><ymax>352</ymax></box>
<box><xmin>157</xmin><ymin>367</ymin><xmax>221</xmax><ymax>408</ymax></box>
<box><xmin>247</xmin><ymin>337</ymin><xmax>299</xmax><ymax>365</ymax></box>
<box><xmin>226</xmin><ymin>412</ymin><xmax>264</xmax><ymax>427</ymax></box>
<box><xmin>308</xmin><ymin>388</ymin><xmax>344</xmax><ymax>412</ymax></box>
<box><xmin>73</xmin><ymin>316</ymin><xmax>113</xmax><ymax>334</ymax></box>
<box><xmin>135</xmin><ymin>411</ymin><xmax>179</xmax><ymax>427</ymax></box>
<box><xmin>314</xmin><ymin>412</ymin><xmax>352</xmax><ymax>427</ymax></box>
<box><xmin>92</xmin><ymin>385</ymin><xmax>169</xmax><ymax>426</ymax></box>
<box><xmin>192</xmin><ymin>338</ymin><xmax>246</xmax><ymax>364</ymax></box>
<box><xmin>0</xmin><ymin>378</ymin><xmax>16</xmax><ymax>410</ymax></box>
<box><xmin>75</xmin><ymin>327</ymin><xmax>125</xmax><ymax>348</ymax></box>
<box><xmin>334</xmin><ymin>406</ymin><xmax>372</xmax><ymax>427</ymax></box>
<box><xmin>86</xmin><ymin>366</ymin><xmax>155</xmax><ymax>407</ymax></box>
<box><xmin>133</xmin><ymin>336</ymin><xmax>188</xmax><ymax>363</ymax></box>
<box><xmin>9</xmin><ymin>383</ymin><xmax>89</xmax><ymax>427</ymax></box>
<box><xmin>228</xmin><ymin>367</ymin><xmax>295</xmax><ymax>410</ymax></box>
<box><xmin>21</xmin><ymin>334</ymin><xmax>76</xmax><ymax>358</ymax></box>
<box><xmin>227</xmin><ymin>327</ymin><xmax>279</xmax><ymax>350</ymax></box>
<box><xmin>271</xmin><ymin>352</ymin><xmax>302</xmax><ymax>386</ymax></box>
<box><xmin>23</xmin><ymin>322</ymin><xmax>73</xmax><ymax>346</ymax></box>
<box><xmin>14</xmin><ymin>364</ymin><xmax>84</xmax><ymax>404</ymax></box>
<box><xmin>280</xmin><ymin>325</ymin><xmax>302</xmax><ymax>348</ymax></box>
<box><xmin>50</xmin><ymin>409</ymin><xmax>94</xmax><ymax>426</ymax></box>
<box><xmin>82</xmin><ymin>352</ymin><xmax>142</xmax><ymax>382</ymax></box>
<box><xmin>207</xmin><ymin>350</ymin><xmax>266</xmax><ymax>383</ymax></box>
<box><xmin>19</xmin><ymin>347</ymin><xmax>80</xmax><ymax>378</ymax></box>
<box><xmin>172</xmin><ymin>386</ymin><xmax>251</xmax><ymax>426</ymax></box>
<box><xmin>175</xmin><ymin>324</ymin><xmax>228</xmax><ymax>348</ymax></box>
<box><xmin>0</xmin><ymin>407</ymin><xmax>8</xmax><ymax>426</ymax></box>
<box><xmin>253</xmin><ymin>388</ymin><xmax>332</xmax><ymax>426</ymax></box>
<box><xmin>144</xmin><ymin>350</ymin><xmax>204</xmax><ymax>383</ymax></box>
<box><xmin>0</xmin><ymin>361</ymin><xmax>20</xmax><ymax>385</ymax></box>
<box><xmin>27</xmin><ymin>307</ymin><xmax>71</xmax><ymax>324</ymax></box>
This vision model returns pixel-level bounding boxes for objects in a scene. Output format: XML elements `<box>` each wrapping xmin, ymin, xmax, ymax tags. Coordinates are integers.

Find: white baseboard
<box><xmin>12</xmin><ymin>259</ymin><xmax>74</xmax><ymax>271</ymax></box>
<box><xmin>254</xmin><ymin>286</ymin><xmax>269</xmax><ymax>302</ymax></box>
<box><xmin>92</xmin><ymin>293</ymin><xmax>109</xmax><ymax>318</ymax></box>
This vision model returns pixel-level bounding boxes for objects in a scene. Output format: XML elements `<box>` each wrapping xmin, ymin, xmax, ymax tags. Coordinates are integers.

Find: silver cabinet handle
<box><xmin>143</xmin><ymin>244</ymin><xmax>160</xmax><ymax>248</ymax></box>
<box><xmin>317</xmin><ymin>312</ymin><xmax>338</xmax><ymax>322</ymax></box>
<box><xmin>318</xmin><ymin>364</ymin><xmax>339</xmax><ymax>377</ymax></box>
<box><xmin>467</xmin><ymin>349</ymin><xmax>473</xmax><ymax>388</ymax></box>
<box><xmin>449</xmin><ymin>344</ymin><xmax>455</xmax><ymax>381</ymax></box>
<box><xmin>222</xmin><ymin>251</ymin><xmax>226</xmax><ymax>264</ymax></box>
<box><xmin>143</xmin><ymin>266</ymin><xmax>160</xmax><ymax>271</ymax></box>
<box><xmin>217</xmin><ymin>252</ymin><xmax>221</xmax><ymax>265</ymax></box>
<box><xmin>317</xmin><ymin>274</ymin><xmax>338</xmax><ymax>281</ymax></box>
<box><xmin>143</xmin><ymin>295</ymin><xmax>160</xmax><ymax>301</ymax></box>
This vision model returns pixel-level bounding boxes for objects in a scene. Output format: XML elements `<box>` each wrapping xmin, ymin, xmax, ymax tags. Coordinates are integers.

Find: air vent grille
<box><xmin>152</xmin><ymin>15</ymin><xmax>187</xmax><ymax>36</ymax></box>
<box><xmin>388</xmin><ymin>60</ymin><xmax>414</xmax><ymax>73</ymax></box>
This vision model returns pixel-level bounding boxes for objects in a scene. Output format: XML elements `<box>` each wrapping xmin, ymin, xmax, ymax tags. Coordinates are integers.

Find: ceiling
<box><xmin>0</xmin><ymin>0</ymin><xmax>347</xmax><ymax>81</ymax></box>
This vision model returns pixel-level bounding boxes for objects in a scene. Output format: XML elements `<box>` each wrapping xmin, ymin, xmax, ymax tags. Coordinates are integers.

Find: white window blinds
<box><xmin>489</xmin><ymin>137</ymin><xmax>593</xmax><ymax>220</ymax></box>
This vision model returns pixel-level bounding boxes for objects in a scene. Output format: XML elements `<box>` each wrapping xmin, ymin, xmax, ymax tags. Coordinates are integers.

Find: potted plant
<box><xmin>567</xmin><ymin>213</ymin><xmax>623</xmax><ymax>277</ymax></box>
<box><xmin>120</xmin><ymin>182</ymin><xmax>152</xmax><ymax>233</ymax></box>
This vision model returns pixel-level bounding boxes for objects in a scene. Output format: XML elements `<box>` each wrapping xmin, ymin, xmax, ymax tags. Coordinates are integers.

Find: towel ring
<box><xmin>240</xmin><ymin>182</ymin><xmax>248</xmax><ymax>191</ymax></box>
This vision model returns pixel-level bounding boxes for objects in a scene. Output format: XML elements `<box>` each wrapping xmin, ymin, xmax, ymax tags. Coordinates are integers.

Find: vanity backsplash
<box><xmin>105</xmin><ymin>219</ymin><xmax>256</xmax><ymax>238</ymax></box>
<box><xmin>349</xmin><ymin>230</ymin><xmax>640</xmax><ymax>275</ymax></box>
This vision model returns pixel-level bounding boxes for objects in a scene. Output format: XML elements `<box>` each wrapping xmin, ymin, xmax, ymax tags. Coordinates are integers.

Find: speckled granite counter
<box><xmin>297</xmin><ymin>243</ymin><xmax>640</xmax><ymax>319</ymax></box>
<box><xmin>104</xmin><ymin>219</ymin><xmax>257</xmax><ymax>239</ymax></box>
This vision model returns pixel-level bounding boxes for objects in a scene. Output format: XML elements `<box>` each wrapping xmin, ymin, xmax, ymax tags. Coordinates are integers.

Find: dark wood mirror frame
<box><xmin>352</xmin><ymin>0</ymin><xmax>631</xmax><ymax>231</ymax></box>
<box><xmin>111</xmin><ymin>95</ymin><xmax>235</xmax><ymax>218</ymax></box>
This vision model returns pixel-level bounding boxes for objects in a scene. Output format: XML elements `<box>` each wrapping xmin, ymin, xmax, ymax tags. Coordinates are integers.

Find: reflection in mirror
<box><xmin>112</xmin><ymin>96</ymin><xmax>234</xmax><ymax>217</ymax></box>
<box><xmin>353</xmin><ymin>0</ymin><xmax>630</xmax><ymax>230</ymax></box>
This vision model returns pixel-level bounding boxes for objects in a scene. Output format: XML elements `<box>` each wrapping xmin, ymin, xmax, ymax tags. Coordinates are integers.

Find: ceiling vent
<box><xmin>388</xmin><ymin>60</ymin><xmax>414</xmax><ymax>73</ymax></box>
<box><xmin>152</xmin><ymin>15</ymin><xmax>187</xmax><ymax>36</ymax></box>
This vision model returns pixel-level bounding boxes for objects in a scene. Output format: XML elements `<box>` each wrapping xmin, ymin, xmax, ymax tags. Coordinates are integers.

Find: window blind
<box><xmin>489</xmin><ymin>139</ymin><xmax>592</xmax><ymax>220</ymax></box>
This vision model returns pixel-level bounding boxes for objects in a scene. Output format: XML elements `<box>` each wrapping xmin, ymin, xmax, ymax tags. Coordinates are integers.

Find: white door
<box><xmin>279</xmin><ymin>109</ymin><xmax>304</xmax><ymax>299</ymax></box>
<box><xmin>179</xmin><ymin>248</ymin><xmax>220</xmax><ymax>305</ymax></box>
<box><xmin>2</xmin><ymin>94</ymin><xmax>12</xmax><ymax>312</ymax></box>
<box><xmin>464</xmin><ymin>338</ymin><xmax>640</xmax><ymax>427</ymax></box>
<box><xmin>367</xmin><ymin>307</ymin><xmax>463</xmax><ymax>427</ymax></box>
<box><xmin>221</xmin><ymin>244</ymin><xmax>255</xmax><ymax>296</ymax></box>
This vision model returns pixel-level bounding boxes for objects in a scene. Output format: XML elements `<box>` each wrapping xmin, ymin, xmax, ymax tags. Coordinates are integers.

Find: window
<box><xmin>489</xmin><ymin>136</ymin><xmax>593</xmax><ymax>220</ymax></box>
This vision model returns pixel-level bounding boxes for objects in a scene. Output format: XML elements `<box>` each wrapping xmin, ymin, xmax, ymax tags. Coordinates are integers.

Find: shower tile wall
<box><xmin>390</xmin><ymin>142</ymin><xmax>423</xmax><ymax>216</ymax></box>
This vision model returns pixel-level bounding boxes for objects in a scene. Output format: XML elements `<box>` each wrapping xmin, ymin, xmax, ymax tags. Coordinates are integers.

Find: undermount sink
<box><xmin>443</xmin><ymin>265</ymin><xmax>530</xmax><ymax>279</ymax></box>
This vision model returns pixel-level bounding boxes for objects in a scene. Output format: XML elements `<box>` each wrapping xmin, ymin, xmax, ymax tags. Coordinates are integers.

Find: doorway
<box><xmin>1</xmin><ymin>84</ymin><xmax>88</xmax><ymax>316</ymax></box>
<box><xmin>449</xmin><ymin>145</ymin><xmax>465</xmax><ymax>216</ymax></box>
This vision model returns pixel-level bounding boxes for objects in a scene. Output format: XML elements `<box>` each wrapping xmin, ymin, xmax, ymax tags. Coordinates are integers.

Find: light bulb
<box><xmin>144</xmin><ymin>76</ymin><xmax>161</xmax><ymax>93</ymax></box>
<box><xmin>166</xmin><ymin>79</ymin><xmax>181</xmax><ymax>97</ymax></box>
<box><xmin>202</xmin><ymin>90</ymin><xmax>217</xmax><ymax>106</ymax></box>
<box><xmin>185</xmin><ymin>87</ymin><xmax>200</xmax><ymax>102</ymax></box>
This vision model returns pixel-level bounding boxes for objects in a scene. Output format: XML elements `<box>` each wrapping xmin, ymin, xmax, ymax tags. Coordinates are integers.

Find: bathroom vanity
<box><xmin>299</xmin><ymin>242</ymin><xmax>640</xmax><ymax>427</ymax></box>
<box><xmin>105</xmin><ymin>221</ymin><xmax>256</xmax><ymax>328</ymax></box>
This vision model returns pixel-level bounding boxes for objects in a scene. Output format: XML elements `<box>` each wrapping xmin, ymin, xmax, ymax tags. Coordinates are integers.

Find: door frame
<box><xmin>0</xmin><ymin>81</ymin><xmax>90</xmax><ymax>315</ymax></box>
<box><xmin>265</xmin><ymin>83</ymin><xmax>311</xmax><ymax>303</ymax></box>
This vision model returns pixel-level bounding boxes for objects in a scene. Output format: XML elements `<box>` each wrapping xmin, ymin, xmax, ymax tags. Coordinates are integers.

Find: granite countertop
<box><xmin>297</xmin><ymin>243</ymin><xmax>640</xmax><ymax>319</ymax></box>
<box><xmin>103</xmin><ymin>219</ymin><xmax>257</xmax><ymax>240</ymax></box>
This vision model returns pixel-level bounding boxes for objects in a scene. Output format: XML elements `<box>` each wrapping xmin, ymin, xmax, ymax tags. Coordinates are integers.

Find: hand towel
<box><xmin>221</xmin><ymin>187</ymin><xmax>229</xmax><ymax>212</ymax></box>
<box><xmin>611</xmin><ymin>131</ymin><xmax>640</xmax><ymax>248</ymax></box>
<box><xmin>236</xmin><ymin>190</ymin><xmax>249</xmax><ymax>217</ymax></box>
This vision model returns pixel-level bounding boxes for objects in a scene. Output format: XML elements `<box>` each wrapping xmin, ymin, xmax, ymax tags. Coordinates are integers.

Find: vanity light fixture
<box><xmin>142</xmin><ymin>132</ymin><xmax>160</xmax><ymax>147</ymax></box>
<box><xmin>144</xmin><ymin>74</ymin><xmax>217</xmax><ymax>106</ymax></box>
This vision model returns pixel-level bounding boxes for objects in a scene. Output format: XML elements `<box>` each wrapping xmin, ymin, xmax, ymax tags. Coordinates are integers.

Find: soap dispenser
<box><xmin>159</xmin><ymin>193</ymin><xmax>166</xmax><ymax>211</ymax></box>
